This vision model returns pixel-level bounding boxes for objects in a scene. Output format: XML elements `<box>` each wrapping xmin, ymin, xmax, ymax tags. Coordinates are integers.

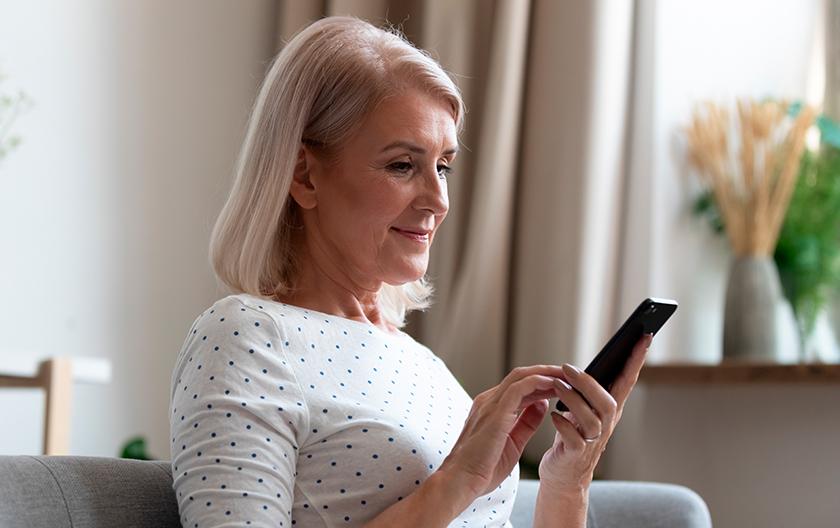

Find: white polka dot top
<box><xmin>170</xmin><ymin>293</ymin><xmax>519</xmax><ymax>527</ymax></box>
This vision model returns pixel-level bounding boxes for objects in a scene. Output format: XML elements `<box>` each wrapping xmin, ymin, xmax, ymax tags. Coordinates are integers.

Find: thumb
<box><xmin>508</xmin><ymin>399</ymin><xmax>549</xmax><ymax>452</ymax></box>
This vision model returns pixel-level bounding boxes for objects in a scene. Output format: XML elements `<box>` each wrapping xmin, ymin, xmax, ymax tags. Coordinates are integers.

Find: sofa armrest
<box><xmin>511</xmin><ymin>479</ymin><xmax>712</xmax><ymax>528</ymax></box>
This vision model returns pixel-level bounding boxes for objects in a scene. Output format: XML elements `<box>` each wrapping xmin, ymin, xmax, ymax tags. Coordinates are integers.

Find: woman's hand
<box><xmin>437</xmin><ymin>364</ymin><xmax>572</xmax><ymax>500</ymax></box>
<box><xmin>537</xmin><ymin>333</ymin><xmax>653</xmax><ymax>494</ymax></box>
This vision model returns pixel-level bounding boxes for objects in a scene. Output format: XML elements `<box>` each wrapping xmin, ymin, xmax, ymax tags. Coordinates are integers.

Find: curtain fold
<box><xmin>506</xmin><ymin>0</ymin><xmax>636</xmax><ymax>461</ymax></box>
<box><xmin>827</xmin><ymin>0</ymin><xmax>839</xmax><ymax>120</ymax></box>
<box><xmin>274</xmin><ymin>0</ymin><xmax>637</xmax><ymax>462</ymax></box>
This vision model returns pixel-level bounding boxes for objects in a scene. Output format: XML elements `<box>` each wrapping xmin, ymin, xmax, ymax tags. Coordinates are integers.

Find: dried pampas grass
<box><xmin>686</xmin><ymin>99</ymin><xmax>816</xmax><ymax>257</ymax></box>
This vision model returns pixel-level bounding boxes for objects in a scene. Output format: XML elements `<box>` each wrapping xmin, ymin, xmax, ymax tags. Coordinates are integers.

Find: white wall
<box><xmin>0</xmin><ymin>0</ymin><xmax>276</xmax><ymax>458</ymax></box>
<box><xmin>608</xmin><ymin>1</ymin><xmax>837</xmax><ymax>527</ymax></box>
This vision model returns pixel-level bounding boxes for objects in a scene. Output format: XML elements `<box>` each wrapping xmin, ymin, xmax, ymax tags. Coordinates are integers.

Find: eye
<box><xmin>437</xmin><ymin>165</ymin><xmax>452</xmax><ymax>179</ymax></box>
<box><xmin>387</xmin><ymin>161</ymin><xmax>413</xmax><ymax>174</ymax></box>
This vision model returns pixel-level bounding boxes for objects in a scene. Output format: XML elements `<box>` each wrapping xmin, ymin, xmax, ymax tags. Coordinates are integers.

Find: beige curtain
<box><xmin>276</xmin><ymin>0</ymin><xmax>636</xmax><ymax>463</ymax></box>
<box><xmin>828</xmin><ymin>0</ymin><xmax>840</xmax><ymax>120</ymax></box>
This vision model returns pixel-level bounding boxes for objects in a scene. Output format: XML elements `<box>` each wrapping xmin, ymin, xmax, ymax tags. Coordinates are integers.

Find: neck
<box><xmin>274</xmin><ymin>229</ymin><xmax>397</xmax><ymax>334</ymax></box>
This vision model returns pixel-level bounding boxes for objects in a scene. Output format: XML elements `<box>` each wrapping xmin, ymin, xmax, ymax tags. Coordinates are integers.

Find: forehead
<box><xmin>360</xmin><ymin>91</ymin><xmax>458</xmax><ymax>150</ymax></box>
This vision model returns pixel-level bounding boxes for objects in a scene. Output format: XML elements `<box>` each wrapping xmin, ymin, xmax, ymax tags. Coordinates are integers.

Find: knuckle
<box><xmin>506</xmin><ymin>377</ymin><xmax>529</xmax><ymax>395</ymax></box>
<box><xmin>510</xmin><ymin>366</ymin><xmax>528</xmax><ymax>378</ymax></box>
<box><xmin>473</xmin><ymin>391</ymin><xmax>490</xmax><ymax>406</ymax></box>
<box><xmin>604</xmin><ymin>396</ymin><xmax>618</xmax><ymax>415</ymax></box>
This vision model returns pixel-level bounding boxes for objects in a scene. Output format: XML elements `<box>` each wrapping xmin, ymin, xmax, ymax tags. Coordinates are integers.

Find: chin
<box><xmin>385</xmin><ymin>274</ymin><xmax>425</xmax><ymax>286</ymax></box>
<box><xmin>379</xmin><ymin>251</ymin><xmax>430</xmax><ymax>284</ymax></box>
<box><xmin>385</xmin><ymin>266</ymin><xmax>428</xmax><ymax>285</ymax></box>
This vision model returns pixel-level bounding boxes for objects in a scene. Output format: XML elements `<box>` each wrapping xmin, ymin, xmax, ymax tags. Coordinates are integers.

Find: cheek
<box><xmin>327</xmin><ymin>176</ymin><xmax>415</xmax><ymax>252</ymax></box>
<box><xmin>340</xmin><ymin>204</ymin><xmax>400</xmax><ymax>254</ymax></box>
<box><xmin>366</xmin><ymin>182</ymin><xmax>413</xmax><ymax>228</ymax></box>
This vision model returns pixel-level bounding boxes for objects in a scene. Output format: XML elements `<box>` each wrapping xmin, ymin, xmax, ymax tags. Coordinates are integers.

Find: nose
<box><xmin>415</xmin><ymin>164</ymin><xmax>449</xmax><ymax>217</ymax></box>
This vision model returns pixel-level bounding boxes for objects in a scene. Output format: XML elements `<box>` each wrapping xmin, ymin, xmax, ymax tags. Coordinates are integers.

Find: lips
<box><xmin>391</xmin><ymin>227</ymin><xmax>431</xmax><ymax>243</ymax></box>
<box><xmin>391</xmin><ymin>227</ymin><xmax>432</xmax><ymax>236</ymax></box>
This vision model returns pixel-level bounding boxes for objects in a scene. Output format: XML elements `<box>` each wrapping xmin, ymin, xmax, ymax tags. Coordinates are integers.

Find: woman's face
<box><xmin>292</xmin><ymin>89</ymin><xmax>457</xmax><ymax>289</ymax></box>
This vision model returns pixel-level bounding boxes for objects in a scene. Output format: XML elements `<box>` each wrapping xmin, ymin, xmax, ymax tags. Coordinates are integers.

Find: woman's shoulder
<box><xmin>193</xmin><ymin>292</ymin><xmax>294</xmax><ymax>331</ymax></box>
<box><xmin>175</xmin><ymin>293</ymin><xmax>291</xmax><ymax>365</ymax></box>
<box><xmin>205</xmin><ymin>292</ymin><xmax>275</xmax><ymax>318</ymax></box>
<box><xmin>193</xmin><ymin>293</ymin><xmax>434</xmax><ymax>357</ymax></box>
<box><xmin>189</xmin><ymin>293</ymin><xmax>370</xmax><ymax>348</ymax></box>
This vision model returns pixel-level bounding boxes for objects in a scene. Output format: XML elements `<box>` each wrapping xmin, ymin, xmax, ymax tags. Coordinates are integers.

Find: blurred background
<box><xmin>1</xmin><ymin>1</ymin><xmax>838</xmax><ymax>527</ymax></box>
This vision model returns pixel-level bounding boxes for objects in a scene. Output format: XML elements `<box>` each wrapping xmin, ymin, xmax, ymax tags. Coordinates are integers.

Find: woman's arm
<box><xmin>170</xmin><ymin>301</ymin><xmax>308</xmax><ymax>528</ymax></box>
<box><xmin>533</xmin><ymin>483</ymin><xmax>588</xmax><ymax>528</ymax></box>
<box><xmin>361</xmin><ymin>469</ymin><xmax>476</xmax><ymax>528</ymax></box>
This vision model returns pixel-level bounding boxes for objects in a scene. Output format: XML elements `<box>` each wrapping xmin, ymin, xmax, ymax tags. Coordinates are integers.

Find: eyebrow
<box><xmin>380</xmin><ymin>140</ymin><xmax>459</xmax><ymax>156</ymax></box>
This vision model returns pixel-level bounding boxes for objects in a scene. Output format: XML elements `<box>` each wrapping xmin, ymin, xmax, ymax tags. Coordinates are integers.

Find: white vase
<box><xmin>829</xmin><ymin>289</ymin><xmax>840</xmax><ymax>350</ymax></box>
<box><xmin>804</xmin><ymin>306</ymin><xmax>840</xmax><ymax>363</ymax></box>
<box><xmin>774</xmin><ymin>299</ymin><xmax>801</xmax><ymax>364</ymax></box>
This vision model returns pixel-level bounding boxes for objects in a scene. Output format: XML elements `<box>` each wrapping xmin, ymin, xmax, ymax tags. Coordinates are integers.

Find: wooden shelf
<box><xmin>640</xmin><ymin>362</ymin><xmax>840</xmax><ymax>384</ymax></box>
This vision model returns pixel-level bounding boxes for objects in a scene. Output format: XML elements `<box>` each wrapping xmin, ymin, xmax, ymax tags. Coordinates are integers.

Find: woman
<box><xmin>169</xmin><ymin>15</ymin><xmax>652</xmax><ymax>528</ymax></box>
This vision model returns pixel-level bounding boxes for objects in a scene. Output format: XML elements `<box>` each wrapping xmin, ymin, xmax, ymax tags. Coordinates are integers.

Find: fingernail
<box><xmin>562</xmin><ymin>363</ymin><xmax>582</xmax><ymax>376</ymax></box>
<box><xmin>554</xmin><ymin>378</ymin><xmax>572</xmax><ymax>391</ymax></box>
<box><xmin>550</xmin><ymin>409</ymin><xmax>563</xmax><ymax>417</ymax></box>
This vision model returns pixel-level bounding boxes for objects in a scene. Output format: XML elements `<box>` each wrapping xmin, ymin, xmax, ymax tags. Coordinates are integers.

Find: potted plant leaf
<box><xmin>119</xmin><ymin>435</ymin><xmax>154</xmax><ymax>460</ymax></box>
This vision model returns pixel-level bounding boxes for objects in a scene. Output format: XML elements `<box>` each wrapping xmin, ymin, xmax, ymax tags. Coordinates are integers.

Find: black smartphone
<box><xmin>555</xmin><ymin>297</ymin><xmax>678</xmax><ymax>412</ymax></box>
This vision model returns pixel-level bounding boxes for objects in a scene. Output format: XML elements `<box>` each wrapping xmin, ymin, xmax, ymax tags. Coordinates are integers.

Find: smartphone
<box><xmin>555</xmin><ymin>297</ymin><xmax>678</xmax><ymax>412</ymax></box>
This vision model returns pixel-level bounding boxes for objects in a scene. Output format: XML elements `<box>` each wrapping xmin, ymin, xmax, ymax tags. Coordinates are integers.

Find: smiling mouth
<box><xmin>391</xmin><ymin>227</ymin><xmax>430</xmax><ymax>243</ymax></box>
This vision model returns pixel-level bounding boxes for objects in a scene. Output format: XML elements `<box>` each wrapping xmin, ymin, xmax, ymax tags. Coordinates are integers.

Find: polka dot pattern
<box><xmin>170</xmin><ymin>293</ymin><xmax>518</xmax><ymax>527</ymax></box>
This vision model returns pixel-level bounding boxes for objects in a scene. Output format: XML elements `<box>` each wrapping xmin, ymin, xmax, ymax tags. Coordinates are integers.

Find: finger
<box><xmin>549</xmin><ymin>409</ymin><xmax>585</xmax><ymax>452</ymax></box>
<box><xmin>518</xmin><ymin>387</ymin><xmax>562</xmax><ymax>411</ymax></box>
<box><xmin>610</xmin><ymin>333</ymin><xmax>653</xmax><ymax>407</ymax></box>
<box><xmin>553</xmin><ymin>378</ymin><xmax>602</xmax><ymax>440</ymax></box>
<box><xmin>509</xmin><ymin>400</ymin><xmax>549</xmax><ymax>452</ymax></box>
<box><xmin>561</xmin><ymin>364</ymin><xmax>618</xmax><ymax>424</ymax></box>
<box><xmin>498</xmin><ymin>374</ymin><xmax>567</xmax><ymax>415</ymax></box>
<box><xmin>496</xmin><ymin>365</ymin><xmax>568</xmax><ymax>396</ymax></box>
<box><xmin>559</xmin><ymin>410</ymin><xmax>578</xmax><ymax>427</ymax></box>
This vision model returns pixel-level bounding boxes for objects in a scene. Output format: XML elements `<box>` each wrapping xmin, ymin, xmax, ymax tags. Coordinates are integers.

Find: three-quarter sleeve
<box><xmin>170</xmin><ymin>298</ymin><xmax>310</xmax><ymax>528</ymax></box>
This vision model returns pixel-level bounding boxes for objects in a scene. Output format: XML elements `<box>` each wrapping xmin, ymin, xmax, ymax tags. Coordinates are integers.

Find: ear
<box><xmin>289</xmin><ymin>144</ymin><xmax>319</xmax><ymax>210</ymax></box>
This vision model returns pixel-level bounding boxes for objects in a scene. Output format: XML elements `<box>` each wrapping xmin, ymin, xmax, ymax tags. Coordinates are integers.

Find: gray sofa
<box><xmin>0</xmin><ymin>455</ymin><xmax>711</xmax><ymax>527</ymax></box>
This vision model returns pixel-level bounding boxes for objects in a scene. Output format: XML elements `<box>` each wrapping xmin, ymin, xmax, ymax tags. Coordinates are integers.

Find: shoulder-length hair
<box><xmin>209</xmin><ymin>15</ymin><xmax>465</xmax><ymax>329</ymax></box>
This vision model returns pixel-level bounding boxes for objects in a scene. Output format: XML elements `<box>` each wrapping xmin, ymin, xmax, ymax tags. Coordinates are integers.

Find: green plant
<box><xmin>775</xmin><ymin>144</ymin><xmax>840</xmax><ymax>345</ymax></box>
<box><xmin>692</xmin><ymin>111</ymin><xmax>840</xmax><ymax>349</ymax></box>
<box><xmin>0</xmin><ymin>69</ymin><xmax>32</xmax><ymax>164</ymax></box>
<box><xmin>119</xmin><ymin>435</ymin><xmax>153</xmax><ymax>460</ymax></box>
